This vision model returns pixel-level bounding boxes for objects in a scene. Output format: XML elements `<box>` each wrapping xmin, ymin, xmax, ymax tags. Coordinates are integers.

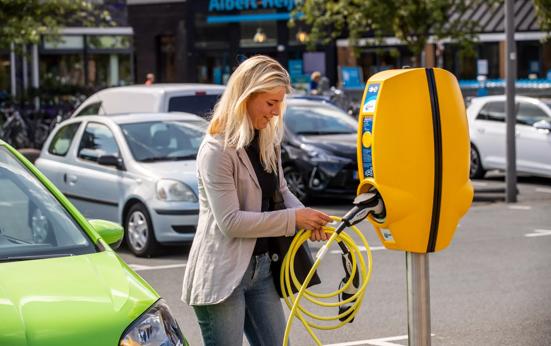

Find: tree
<box><xmin>533</xmin><ymin>0</ymin><xmax>551</xmax><ymax>37</ymax></box>
<box><xmin>292</xmin><ymin>0</ymin><xmax>502</xmax><ymax>65</ymax></box>
<box><xmin>0</xmin><ymin>0</ymin><xmax>115</xmax><ymax>50</ymax></box>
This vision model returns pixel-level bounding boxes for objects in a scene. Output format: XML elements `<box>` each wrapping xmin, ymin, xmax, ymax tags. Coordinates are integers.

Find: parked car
<box><xmin>71</xmin><ymin>83</ymin><xmax>225</xmax><ymax>119</ymax></box>
<box><xmin>36</xmin><ymin>112</ymin><xmax>207</xmax><ymax>257</ymax></box>
<box><xmin>467</xmin><ymin>95</ymin><xmax>551</xmax><ymax>179</ymax></box>
<box><xmin>0</xmin><ymin>140</ymin><xmax>187</xmax><ymax>345</ymax></box>
<box><xmin>281</xmin><ymin>97</ymin><xmax>360</xmax><ymax>201</ymax></box>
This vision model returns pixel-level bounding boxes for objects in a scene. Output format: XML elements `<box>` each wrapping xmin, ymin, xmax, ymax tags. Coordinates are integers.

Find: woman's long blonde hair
<box><xmin>207</xmin><ymin>55</ymin><xmax>292</xmax><ymax>173</ymax></box>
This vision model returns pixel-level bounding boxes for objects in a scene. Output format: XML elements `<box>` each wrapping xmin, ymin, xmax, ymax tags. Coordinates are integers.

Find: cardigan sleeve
<box><xmin>198</xmin><ymin>140</ymin><xmax>297</xmax><ymax>238</ymax></box>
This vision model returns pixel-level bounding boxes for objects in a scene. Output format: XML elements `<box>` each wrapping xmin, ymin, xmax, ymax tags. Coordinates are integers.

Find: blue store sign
<box><xmin>207</xmin><ymin>0</ymin><xmax>302</xmax><ymax>23</ymax></box>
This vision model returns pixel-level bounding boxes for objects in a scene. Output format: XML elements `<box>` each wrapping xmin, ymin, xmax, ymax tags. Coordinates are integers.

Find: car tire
<box><xmin>470</xmin><ymin>144</ymin><xmax>486</xmax><ymax>179</ymax></box>
<box><xmin>125</xmin><ymin>203</ymin><xmax>161</xmax><ymax>257</ymax></box>
<box><xmin>283</xmin><ymin>166</ymin><xmax>309</xmax><ymax>202</ymax></box>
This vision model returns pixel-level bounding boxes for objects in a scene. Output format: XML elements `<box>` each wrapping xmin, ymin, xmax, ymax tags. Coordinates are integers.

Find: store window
<box><xmin>87</xmin><ymin>35</ymin><xmax>131</xmax><ymax>50</ymax></box>
<box><xmin>43</xmin><ymin>35</ymin><xmax>84</xmax><ymax>50</ymax></box>
<box><xmin>289</xmin><ymin>24</ymin><xmax>310</xmax><ymax>46</ymax></box>
<box><xmin>194</xmin><ymin>13</ymin><xmax>231</xmax><ymax>49</ymax></box>
<box><xmin>87</xmin><ymin>53</ymin><xmax>132</xmax><ymax>88</ymax></box>
<box><xmin>443</xmin><ymin>45</ymin><xmax>476</xmax><ymax>80</ymax></box>
<box><xmin>41</xmin><ymin>34</ymin><xmax>133</xmax><ymax>89</ymax></box>
<box><xmin>87</xmin><ymin>35</ymin><xmax>133</xmax><ymax>88</ymax></box>
<box><xmin>240</xmin><ymin>20</ymin><xmax>277</xmax><ymax>47</ymax></box>
<box><xmin>0</xmin><ymin>54</ymin><xmax>10</xmax><ymax>98</ymax></box>
<box><xmin>477</xmin><ymin>42</ymin><xmax>500</xmax><ymax>79</ymax></box>
<box><xmin>518</xmin><ymin>41</ymin><xmax>541</xmax><ymax>79</ymax></box>
<box><xmin>40</xmin><ymin>54</ymin><xmax>85</xmax><ymax>87</ymax></box>
<box><xmin>358</xmin><ymin>48</ymin><xmax>400</xmax><ymax>79</ymax></box>
<box><xmin>158</xmin><ymin>34</ymin><xmax>177</xmax><ymax>83</ymax></box>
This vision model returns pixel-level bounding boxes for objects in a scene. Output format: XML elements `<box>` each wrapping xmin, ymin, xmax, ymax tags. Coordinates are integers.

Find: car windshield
<box><xmin>0</xmin><ymin>147</ymin><xmax>96</xmax><ymax>262</ymax></box>
<box><xmin>120</xmin><ymin>120</ymin><xmax>206</xmax><ymax>162</ymax></box>
<box><xmin>284</xmin><ymin>104</ymin><xmax>357</xmax><ymax>135</ymax></box>
<box><xmin>168</xmin><ymin>94</ymin><xmax>221</xmax><ymax>119</ymax></box>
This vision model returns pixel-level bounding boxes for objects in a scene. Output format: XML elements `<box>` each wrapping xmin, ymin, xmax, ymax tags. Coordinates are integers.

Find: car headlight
<box><xmin>120</xmin><ymin>299</ymin><xmax>187</xmax><ymax>346</ymax></box>
<box><xmin>156</xmin><ymin>179</ymin><xmax>197</xmax><ymax>202</ymax></box>
<box><xmin>300</xmin><ymin>144</ymin><xmax>349</xmax><ymax>163</ymax></box>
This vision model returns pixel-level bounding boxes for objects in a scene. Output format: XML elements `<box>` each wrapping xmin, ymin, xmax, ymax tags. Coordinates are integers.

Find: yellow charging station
<box><xmin>357</xmin><ymin>67</ymin><xmax>473</xmax><ymax>253</ymax></box>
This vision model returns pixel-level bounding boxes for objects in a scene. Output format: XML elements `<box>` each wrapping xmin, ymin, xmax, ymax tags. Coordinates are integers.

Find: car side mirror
<box><xmin>98</xmin><ymin>155</ymin><xmax>125</xmax><ymax>170</ymax></box>
<box><xmin>88</xmin><ymin>219</ymin><xmax>124</xmax><ymax>249</ymax></box>
<box><xmin>533</xmin><ymin>120</ymin><xmax>551</xmax><ymax>132</ymax></box>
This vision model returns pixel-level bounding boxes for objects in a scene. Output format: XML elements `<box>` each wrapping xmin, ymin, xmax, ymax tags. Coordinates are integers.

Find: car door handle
<box><xmin>65</xmin><ymin>174</ymin><xmax>78</xmax><ymax>185</ymax></box>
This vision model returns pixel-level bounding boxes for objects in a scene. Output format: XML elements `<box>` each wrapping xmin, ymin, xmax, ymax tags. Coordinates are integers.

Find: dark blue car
<box><xmin>282</xmin><ymin>97</ymin><xmax>359</xmax><ymax>201</ymax></box>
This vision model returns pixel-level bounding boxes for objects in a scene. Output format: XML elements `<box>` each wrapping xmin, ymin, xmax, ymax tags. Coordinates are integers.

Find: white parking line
<box><xmin>330</xmin><ymin>246</ymin><xmax>386</xmax><ymax>255</ymax></box>
<box><xmin>129</xmin><ymin>263</ymin><xmax>186</xmax><ymax>271</ymax></box>
<box><xmin>325</xmin><ymin>334</ymin><xmax>435</xmax><ymax>346</ymax></box>
<box><xmin>472</xmin><ymin>181</ymin><xmax>488</xmax><ymax>187</ymax></box>
<box><xmin>525</xmin><ymin>229</ymin><xmax>551</xmax><ymax>238</ymax></box>
<box><xmin>508</xmin><ymin>205</ymin><xmax>532</xmax><ymax>210</ymax></box>
<box><xmin>535</xmin><ymin>188</ymin><xmax>551</xmax><ymax>194</ymax></box>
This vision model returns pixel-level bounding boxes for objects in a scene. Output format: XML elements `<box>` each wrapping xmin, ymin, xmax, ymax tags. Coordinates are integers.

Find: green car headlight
<box><xmin>120</xmin><ymin>299</ymin><xmax>187</xmax><ymax>346</ymax></box>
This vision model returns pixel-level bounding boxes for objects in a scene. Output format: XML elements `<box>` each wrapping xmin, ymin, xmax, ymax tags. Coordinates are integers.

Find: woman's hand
<box><xmin>295</xmin><ymin>208</ymin><xmax>331</xmax><ymax>241</ymax></box>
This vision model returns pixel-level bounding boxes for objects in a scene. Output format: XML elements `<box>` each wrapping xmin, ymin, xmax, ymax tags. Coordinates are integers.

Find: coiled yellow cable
<box><xmin>281</xmin><ymin>216</ymin><xmax>373</xmax><ymax>346</ymax></box>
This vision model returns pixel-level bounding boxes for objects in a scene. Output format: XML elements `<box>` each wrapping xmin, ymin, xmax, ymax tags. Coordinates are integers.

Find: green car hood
<box><xmin>0</xmin><ymin>251</ymin><xmax>158</xmax><ymax>346</ymax></box>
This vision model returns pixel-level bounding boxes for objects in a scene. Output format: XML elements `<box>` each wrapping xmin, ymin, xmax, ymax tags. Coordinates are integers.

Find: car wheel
<box><xmin>283</xmin><ymin>166</ymin><xmax>308</xmax><ymax>202</ymax></box>
<box><xmin>470</xmin><ymin>144</ymin><xmax>486</xmax><ymax>179</ymax></box>
<box><xmin>125</xmin><ymin>203</ymin><xmax>160</xmax><ymax>257</ymax></box>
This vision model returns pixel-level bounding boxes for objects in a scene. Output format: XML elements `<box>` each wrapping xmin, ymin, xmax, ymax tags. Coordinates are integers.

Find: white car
<box><xmin>36</xmin><ymin>112</ymin><xmax>207</xmax><ymax>257</ymax></box>
<box><xmin>71</xmin><ymin>83</ymin><xmax>225</xmax><ymax>118</ymax></box>
<box><xmin>467</xmin><ymin>95</ymin><xmax>551</xmax><ymax>179</ymax></box>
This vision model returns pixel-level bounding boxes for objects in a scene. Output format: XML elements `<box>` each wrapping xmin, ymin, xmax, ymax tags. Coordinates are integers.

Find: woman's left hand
<box><xmin>309</xmin><ymin>228</ymin><xmax>329</xmax><ymax>242</ymax></box>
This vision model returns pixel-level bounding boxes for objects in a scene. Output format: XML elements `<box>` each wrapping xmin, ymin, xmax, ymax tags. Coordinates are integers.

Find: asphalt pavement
<box><xmin>118</xmin><ymin>173</ymin><xmax>551</xmax><ymax>346</ymax></box>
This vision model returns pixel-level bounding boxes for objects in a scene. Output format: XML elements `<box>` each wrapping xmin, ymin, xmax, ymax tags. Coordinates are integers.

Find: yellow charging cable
<box><xmin>281</xmin><ymin>216</ymin><xmax>373</xmax><ymax>346</ymax></box>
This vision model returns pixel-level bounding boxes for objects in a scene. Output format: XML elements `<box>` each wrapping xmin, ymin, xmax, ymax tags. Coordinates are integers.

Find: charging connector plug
<box><xmin>340</xmin><ymin>191</ymin><xmax>385</xmax><ymax>229</ymax></box>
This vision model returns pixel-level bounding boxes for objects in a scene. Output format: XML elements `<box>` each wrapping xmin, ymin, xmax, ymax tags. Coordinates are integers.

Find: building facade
<box><xmin>1</xmin><ymin>0</ymin><xmax>549</xmax><ymax>101</ymax></box>
<box><xmin>337</xmin><ymin>1</ymin><xmax>551</xmax><ymax>84</ymax></box>
<box><xmin>0</xmin><ymin>0</ymin><xmax>134</xmax><ymax>100</ymax></box>
<box><xmin>127</xmin><ymin>0</ymin><xmax>336</xmax><ymax>90</ymax></box>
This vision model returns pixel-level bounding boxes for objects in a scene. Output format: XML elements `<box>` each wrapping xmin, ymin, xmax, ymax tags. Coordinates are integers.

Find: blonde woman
<box><xmin>182</xmin><ymin>55</ymin><xmax>330</xmax><ymax>346</ymax></box>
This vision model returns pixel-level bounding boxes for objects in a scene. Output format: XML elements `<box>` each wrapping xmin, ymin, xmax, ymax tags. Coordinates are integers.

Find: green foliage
<box><xmin>533</xmin><ymin>0</ymin><xmax>551</xmax><ymax>39</ymax></box>
<box><xmin>294</xmin><ymin>0</ymin><xmax>502</xmax><ymax>64</ymax></box>
<box><xmin>0</xmin><ymin>0</ymin><xmax>115</xmax><ymax>50</ymax></box>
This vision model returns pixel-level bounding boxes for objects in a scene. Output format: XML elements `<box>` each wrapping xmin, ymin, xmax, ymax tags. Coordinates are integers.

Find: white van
<box><xmin>71</xmin><ymin>84</ymin><xmax>225</xmax><ymax>119</ymax></box>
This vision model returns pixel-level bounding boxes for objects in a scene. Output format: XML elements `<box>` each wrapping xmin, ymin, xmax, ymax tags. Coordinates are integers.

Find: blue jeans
<box><xmin>193</xmin><ymin>253</ymin><xmax>287</xmax><ymax>346</ymax></box>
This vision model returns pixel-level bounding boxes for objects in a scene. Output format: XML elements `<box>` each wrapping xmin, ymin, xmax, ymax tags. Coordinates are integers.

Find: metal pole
<box><xmin>406</xmin><ymin>252</ymin><xmax>431</xmax><ymax>346</ymax></box>
<box><xmin>505</xmin><ymin>0</ymin><xmax>517</xmax><ymax>203</ymax></box>
<box><xmin>22</xmin><ymin>45</ymin><xmax>28</xmax><ymax>93</ymax></box>
<box><xmin>10</xmin><ymin>43</ymin><xmax>17</xmax><ymax>98</ymax></box>
<box><xmin>31</xmin><ymin>44</ymin><xmax>40</xmax><ymax>110</ymax></box>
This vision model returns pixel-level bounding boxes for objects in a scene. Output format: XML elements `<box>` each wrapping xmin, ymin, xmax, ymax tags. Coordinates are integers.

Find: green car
<box><xmin>0</xmin><ymin>140</ymin><xmax>188</xmax><ymax>346</ymax></box>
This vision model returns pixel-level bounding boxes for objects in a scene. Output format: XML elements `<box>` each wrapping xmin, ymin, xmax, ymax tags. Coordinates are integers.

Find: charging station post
<box><xmin>406</xmin><ymin>252</ymin><xmax>431</xmax><ymax>346</ymax></box>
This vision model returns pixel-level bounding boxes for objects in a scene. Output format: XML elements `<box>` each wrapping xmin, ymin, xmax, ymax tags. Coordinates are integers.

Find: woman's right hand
<box><xmin>295</xmin><ymin>208</ymin><xmax>331</xmax><ymax>239</ymax></box>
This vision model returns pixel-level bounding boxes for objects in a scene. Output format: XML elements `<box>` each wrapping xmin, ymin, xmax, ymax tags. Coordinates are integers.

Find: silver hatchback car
<box><xmin>36</xmin><ymin>112</ymin><xmax>207</xmax><ymax>257</ymax></box>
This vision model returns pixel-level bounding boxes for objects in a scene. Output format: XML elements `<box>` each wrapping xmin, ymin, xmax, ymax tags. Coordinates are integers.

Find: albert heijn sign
<box><xmin>207</xmin><ymin>0</ymin><xmax>301</xmax><ymax>23</ymax></box>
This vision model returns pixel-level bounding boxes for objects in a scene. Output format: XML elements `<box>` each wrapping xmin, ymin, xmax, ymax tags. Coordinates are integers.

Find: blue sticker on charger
<box><xmin>362</xmin><ymin>83</ymin><xmax>380</xmax><ymax>113</ymax></box>
<box><xmin>362</xmin><ymin>117</ymin><xmax>373</xmax><ymax>178</ymax></box>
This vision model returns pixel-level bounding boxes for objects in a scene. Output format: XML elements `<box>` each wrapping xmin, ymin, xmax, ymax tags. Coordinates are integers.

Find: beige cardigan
<box><xmin>181</xmin><ymin>134</ymin><xmax>304</xmax><ymax>305</ymax></box>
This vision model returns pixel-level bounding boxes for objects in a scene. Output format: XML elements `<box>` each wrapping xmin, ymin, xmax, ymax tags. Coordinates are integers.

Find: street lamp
<box><xmin>253</xmin><ymin>28</ymin><xmax>266</xmax><ymax>43</ymax></box>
